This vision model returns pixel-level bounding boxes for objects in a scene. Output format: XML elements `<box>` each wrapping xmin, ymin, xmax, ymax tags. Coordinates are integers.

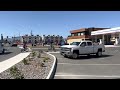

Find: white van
<box><xmin>0</xmin><ymin>42</ymin><xmax>5</xmax><ymax>54</ymax></box>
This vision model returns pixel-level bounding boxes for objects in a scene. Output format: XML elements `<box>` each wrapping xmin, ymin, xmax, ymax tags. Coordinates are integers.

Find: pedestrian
<box><xmin>23</xmin><ymin>41</ymin><xmax>27</xmax><ymax>51</ymax></box>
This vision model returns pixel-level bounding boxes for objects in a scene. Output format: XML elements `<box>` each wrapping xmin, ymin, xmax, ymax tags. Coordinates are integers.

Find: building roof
<box><xmin>91</xmin><ymin>27</ymin><xmax>120</xmax><ymax>35</ymax></box>
<box><xmin>70</xmin><ymin>27</ymin><xmax>109</xmax><ymax>34</ymax></box>
<box><xmin>70</xmin><ymin>28</ymin><xmax>86</xmax><ymax>33</ymax></box>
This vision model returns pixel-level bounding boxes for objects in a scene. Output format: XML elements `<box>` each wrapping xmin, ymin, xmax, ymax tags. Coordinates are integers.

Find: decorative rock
<box><xmin>0</xmin><ymin>51</ymin><xmax>54</xmax><ymax>79</ymax></box>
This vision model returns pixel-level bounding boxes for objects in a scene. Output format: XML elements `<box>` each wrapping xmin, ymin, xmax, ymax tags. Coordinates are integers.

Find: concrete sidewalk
<box><xmin>0</xmin><ymin>52</ymin><xmax>30</xmax><ymax>73</ymax></box>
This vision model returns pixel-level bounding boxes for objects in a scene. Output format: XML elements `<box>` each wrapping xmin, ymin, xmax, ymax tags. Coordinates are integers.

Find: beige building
<box><xmin>43</xmin><ymin>35</ymin><xmax>63</xmax><ymax>45</ymax></box>
<box><xmin>22</xmin><ymin>35</ymin><xmax>42</xmax><ymax>44</ymax></box>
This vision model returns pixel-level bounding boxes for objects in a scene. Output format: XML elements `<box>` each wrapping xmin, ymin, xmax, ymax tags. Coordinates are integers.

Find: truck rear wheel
<box><xmin>64</xmin><ymin>54</ymin><xmax>68</xmax><ymax>58</ymax></box>
<box><xmin>96</xmin><ymin>50</ymin><xmax>102</xmax><ymax>57</ymax></box>
<box><xmin>87</xmin><ymin>54</ymin><xmax>90</xmax><ymax>57</ymax></box>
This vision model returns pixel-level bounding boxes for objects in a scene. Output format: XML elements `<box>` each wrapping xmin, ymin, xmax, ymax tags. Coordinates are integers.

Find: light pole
<box><xmin>1</xmin><ymin>34</ymin><xmax>3</xmax><ymax>43</ymax></box>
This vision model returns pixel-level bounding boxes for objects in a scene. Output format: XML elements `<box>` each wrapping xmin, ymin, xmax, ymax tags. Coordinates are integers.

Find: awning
<box><xmin>91</xmin><ymin>27</ymin><xmax>120</xmax><ymax>35</ymax></box>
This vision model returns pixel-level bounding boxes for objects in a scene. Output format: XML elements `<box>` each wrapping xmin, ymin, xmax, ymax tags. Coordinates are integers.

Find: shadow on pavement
<box><xmin>70</xmin><ymin>54</ymin><xmax>113</xmax><ymax>60</ymax></box>
<box><xmin>0</xmin><ymin>52</ymin><xmax>12</xmax><ymax>55</ymax></box>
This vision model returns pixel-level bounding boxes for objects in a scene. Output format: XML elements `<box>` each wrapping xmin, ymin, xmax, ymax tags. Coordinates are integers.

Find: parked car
<box><xmin>60</xmin><ymin>40</ymin><xmax>105</xmax><ymax>59</ymax></box>
<box><xmin>11</xmin><ymin>43</ymin><xmax>18</xmax><ymax>47</ymax></box>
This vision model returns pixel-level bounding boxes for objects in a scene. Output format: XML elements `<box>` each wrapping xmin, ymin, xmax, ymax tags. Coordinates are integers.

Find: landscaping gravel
<box><xmin>0</xmin><ymin>51</ymin><xmax>54</xmax><ymax>79</ymax></box>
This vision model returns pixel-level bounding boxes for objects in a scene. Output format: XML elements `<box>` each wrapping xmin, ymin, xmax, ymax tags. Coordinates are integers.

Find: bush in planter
<box><xmin>37</xmin><ymin>51</ymin><xmax>41</xmax><ymax>58</ymax></box>
<box><xmin>10</xmin><ymin>66</ymin><xmax>24</xmax><ymax>79</ymax></box>
<box><xmin>28</xmin><ymin>53</ymin><xmax>34</xmax><ymax>61</ymax></box>
<box><xmin>22</xmin><ymin>58</ymin><xmax>29</xmax><ymax>65</ymax></box>
<box><xmin>32</xmin><ymin>51</ymin><xmax>36</xmax><ymax>57</ymax></box>
<box><xmin>28</xmin><ymin>57</ymin><xmax>33</xmax><ymax>61</ymax></box>
<box><xmin>43</xmin><ymin>57</ymin><xmax>50</xmax><ymax>62</ymax></box>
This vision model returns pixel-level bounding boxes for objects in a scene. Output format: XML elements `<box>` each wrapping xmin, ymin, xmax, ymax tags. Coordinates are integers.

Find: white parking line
<box><xmin>98</xmin><ymin>58</ymin><xmax>105</xmax><ymax>59</ymax></box>
<box><xmin>55</xmin><ymin>74</ymin><xmax>120</xmax><ymax>78</ymax></box>
<box><xmin>58</xmin><ymin>63</ymin><xmax>120</xmax><ymax>66</ymax></box>
<box><xmin>49</xmin><ymin>51</ymin><xmax>60</xmax><ymax>53</ymax></box>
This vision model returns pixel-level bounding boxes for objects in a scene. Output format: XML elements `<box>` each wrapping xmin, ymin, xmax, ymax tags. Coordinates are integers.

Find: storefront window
<box><xmin>78</xmin><ymin>33</ymin><xmax>81</xmax><ymax>36</ymax></box>
<box><xmin>81</xmin><ymin>32</ymin><xmax>84</xmax><ymax>35</ymax></box>
<box><xmin>74</xmin><ymin>33</ymin><xmax>78</xmax><ymax>36</ymax></box>
<box><xmin>71</xmin><ymin>34</ymin><xmax>74</xmax><ymax>36</ymax></box>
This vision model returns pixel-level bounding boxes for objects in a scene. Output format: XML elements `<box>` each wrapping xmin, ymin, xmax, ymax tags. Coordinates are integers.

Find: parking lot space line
<box><xmin>58</xmin><ymin>63</ymin><xmax>120</xmax><ymax>66</ymax></box>
<box><xmin>99</xmin><ymin>58</ymin><xmax>105</xmax><ymax>59</ymax></box>
<box><xmin>49</xmin><ymin>51</ymin><xmax>60</xmax><ymax>53</ymax></box>
<box><xmin>55</xmin><ymin>74</ymin><xmax>120</xmax><ymax>78</ymax></box>
<box><xmin>57</xmin><ymin>58</ymin><xmax>67</xmax><ymax>59</ymax></box>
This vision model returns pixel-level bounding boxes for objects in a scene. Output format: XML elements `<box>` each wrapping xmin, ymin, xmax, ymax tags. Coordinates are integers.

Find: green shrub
<box><xmin>43</xmin><ymin>57</ymin><xmax>50</xmax><ymax>62</ymax></box>
<box><xmin>37</xmin><ymin>51</ymin><xmax>41</xmax><ymax>58</ymax></box>
<box><xmin>37</xmin><ymin>55</ymin><xmax>40</xmax><ymax>58</ymax></box>
<box><xmin>41</xmin><ymin>56</ymin><xmax>45</xmax><ymax>58</ymax></box>
<box><xmin>32</xmin><ymin>52</ymin><xmax>36</xmax><ymax>57</ymax></box>
<box><xmin>22</xmin><ymin>58</ymin><xmax>29</xmax><ymax>65</ymax></box>
<box><xmin>10</xmin><ymin>66</ymin><xmax>24</xmax><ymax>79</ymax></box>
<box><xmin>28</xmin><ymin>57</ymin><xmax>32</xmax><ymax>61</ymax></box>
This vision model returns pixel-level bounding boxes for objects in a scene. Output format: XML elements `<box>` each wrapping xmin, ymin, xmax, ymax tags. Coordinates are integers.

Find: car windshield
<box><xmin>70</xmin><ymin>42</ymin><xmax>80</xmax><ymax>46</ymax></box>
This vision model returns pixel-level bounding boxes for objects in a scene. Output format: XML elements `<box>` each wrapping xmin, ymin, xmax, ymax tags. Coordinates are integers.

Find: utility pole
<box><xmin>1</xmin><ymin>34</ymin><xmax>3</xmax><ymax>42</ymax></box>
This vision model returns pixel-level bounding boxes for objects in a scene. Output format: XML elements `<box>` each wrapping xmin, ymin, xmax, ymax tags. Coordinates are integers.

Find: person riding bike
<box><xmin>23</xmin><ymin>41</ymin><xmax>27</xmax><ymax>51</ymax></box>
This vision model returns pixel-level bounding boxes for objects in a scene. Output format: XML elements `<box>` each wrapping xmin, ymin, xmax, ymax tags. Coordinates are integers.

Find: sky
<box><xmin>0</xmin><ymin>11</ymin><xmax>120</xmax><ymax>38</ymax></box>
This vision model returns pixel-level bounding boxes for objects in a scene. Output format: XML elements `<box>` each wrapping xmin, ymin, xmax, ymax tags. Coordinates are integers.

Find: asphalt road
<box><xmin>50</xmin><ymin>47</ymin><xmax>120</xmax><ymax>79</ymax></box>
<box><xmin>0</xmin><ymin>47</ymin><xmax>21</xmax><ymax>62</ymax></box>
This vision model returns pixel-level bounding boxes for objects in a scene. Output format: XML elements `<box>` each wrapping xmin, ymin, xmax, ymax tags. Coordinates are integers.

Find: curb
<box><xmin>45</xmin><ymin>52</ymin><xmax>57</xmax><ymax>79</ymax></box>
<box><xmin>19</xmin><ymin>47</ymin><xmax>57</xmax><ymax>79</ymax></box>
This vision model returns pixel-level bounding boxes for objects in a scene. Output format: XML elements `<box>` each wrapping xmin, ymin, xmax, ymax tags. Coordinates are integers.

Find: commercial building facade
<box><xmin>67</xmin><ymin>27</ymin><xmax>120</xmax><ymax>45</ymax></box>
<box><xmin>91</xmin><ymin>27</ymin><xmax>120</xmax><ymax>45</ymax></box>
<box><xmin>67</xmin><ymin>27</ymin><xmax>108</xmax><ymax>44</ymax></box>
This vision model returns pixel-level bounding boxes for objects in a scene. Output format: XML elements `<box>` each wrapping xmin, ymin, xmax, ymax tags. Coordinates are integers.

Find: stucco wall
<box><xmin>67</xmin><ymin>39</ymin><xmax>82</xmax><ymax>44</ymax></box>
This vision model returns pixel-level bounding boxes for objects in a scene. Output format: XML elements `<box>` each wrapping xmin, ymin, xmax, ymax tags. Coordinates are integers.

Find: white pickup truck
<box><xmin>0</xmin><ymin>42</ymin><xmax>5</xmax><ymax>54</ymax></box>
<box><xmin>60</xmin><ymin>40</ymin><xmax>105</xmax><ymax>59</ymax></box>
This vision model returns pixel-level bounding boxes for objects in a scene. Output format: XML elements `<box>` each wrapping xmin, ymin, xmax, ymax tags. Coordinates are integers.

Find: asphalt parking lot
<box><xmin>0</xmin><ymin>47</ymin><xmax>21</xmax><ymax>62</ymax></box>
<box><xmin>50</xmin><ymin>47</ymin><xmax>120</xmax><ymax>79</ymax></box>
